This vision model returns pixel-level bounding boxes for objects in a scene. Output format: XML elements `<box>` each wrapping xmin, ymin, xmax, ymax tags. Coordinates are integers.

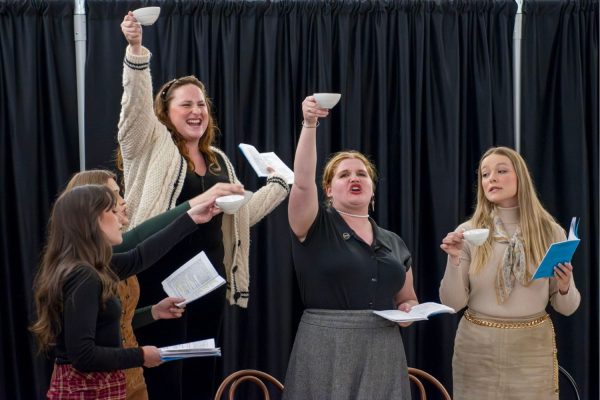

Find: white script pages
<box><xmin>159</xmin><ymin>338</ymin><xmax>221</xmax><ymax>362</ymax></box>
<box><xmin>161</xmin><ymin>251</ymin><xmax>226</xmax><ymax>307</ymax></box>
<box><xmin>373</xmin><ymin>302</ymin><xmax>456</xmax><ymax>323</ymax></box>
<box><xmin>239</xmin><ymin>143</ymin><xmax>294</xmax><ymax>184</ymax></box>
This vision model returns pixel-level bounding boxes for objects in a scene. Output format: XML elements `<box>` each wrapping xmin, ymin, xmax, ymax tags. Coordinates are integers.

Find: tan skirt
<box><xmin>452</xmin><ymin>309</ymin><xmax>558</xmax><ymax>400</ymax></box>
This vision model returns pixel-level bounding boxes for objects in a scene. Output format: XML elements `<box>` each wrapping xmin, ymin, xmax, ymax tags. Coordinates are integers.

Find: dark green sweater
<box><xmin>113</xmin><ymin>201</ymin><xmax>191</xmax><ymax>329</ymax></box>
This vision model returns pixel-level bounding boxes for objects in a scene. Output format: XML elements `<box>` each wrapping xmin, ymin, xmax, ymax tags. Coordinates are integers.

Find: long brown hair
<box><xmin>30</xmin><ymin>185</ymin><xmax>119</xmax><ymax>351</ymax></box>
<box><xmin>157</xmin><ymin>76</ymin><xmax>221</xmax><ymax>172</ymax></box>
<box><xmin>469</xmin><ymin>147</ymin><xmax>557</xmax><ymax>274</ymax></box>
<box><xmin>116</xmin><ymin>76</ymin><xmax>221</xmax><ymax>174</ymax></box>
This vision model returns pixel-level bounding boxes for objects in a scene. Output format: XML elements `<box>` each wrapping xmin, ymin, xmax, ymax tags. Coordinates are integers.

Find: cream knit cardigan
<box><xmin>118</xmin><ymin>46</ymin><xmax>289</xmax><ymax>308</ymax></box>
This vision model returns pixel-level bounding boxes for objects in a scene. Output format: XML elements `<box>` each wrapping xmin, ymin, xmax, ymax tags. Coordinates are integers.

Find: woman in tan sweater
<box><xmin>439</xmin><ymin>146</ymin><xmax>580</xmax><ymax>400</ymax></box>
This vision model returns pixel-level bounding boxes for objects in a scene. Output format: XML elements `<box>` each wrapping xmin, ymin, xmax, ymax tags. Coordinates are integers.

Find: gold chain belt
<box><xmin>464</xmin><ymin>310</ymin><xmax>549</xmax><ymax>329</ymax></box>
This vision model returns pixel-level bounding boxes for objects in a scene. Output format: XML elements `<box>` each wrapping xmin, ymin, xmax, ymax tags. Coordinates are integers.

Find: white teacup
<box><xmin>132</xmin><ymin>7</ymin><xmax>161</xmax><ymax>26</ymax></box>
<box><xmin>463</xmin><ymin>229</ymin><xmax>490</xmax><ymax>246</ymax></box>
<box><xmin>313</xmin><ymin>93</ymin><xmax>341</xmax><ymax>109</ymax></box>
<box><xmin>216</xmin><ymin>191</ymin><xmax>253</xmax><ymax>214</ymax></box>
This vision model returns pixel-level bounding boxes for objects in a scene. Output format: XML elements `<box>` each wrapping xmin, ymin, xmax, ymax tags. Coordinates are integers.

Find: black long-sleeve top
<box><xmin>54</xmin><ymin>213</ymin><xmax>197</xmax><ymax>372</ymax></box>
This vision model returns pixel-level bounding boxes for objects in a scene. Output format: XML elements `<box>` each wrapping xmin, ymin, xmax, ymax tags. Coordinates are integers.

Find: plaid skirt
<box><xmin>47</xmin><ymin>364</ymin><xmax>126</xmax><ymax>400</ymax></box>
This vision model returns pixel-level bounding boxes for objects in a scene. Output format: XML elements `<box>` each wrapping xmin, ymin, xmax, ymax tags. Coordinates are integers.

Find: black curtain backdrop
<box><xmin>0</xmin><ymin>1</ymin><xmax>79</xmax><ymax>399</ymax></box>
<box><xmin>85</xmin><ymin>0</ymin><xmax>516</xmax><ymax>398</ymax></box>
<box><xmin>0</xmin><ymin>0</ymin><xmax>596</xmax><ymax>399</ymax></box>
<box><xmin>521</xmin><ymin>1</ymin><xmax>599</xmax><ymax>399</ymax></box>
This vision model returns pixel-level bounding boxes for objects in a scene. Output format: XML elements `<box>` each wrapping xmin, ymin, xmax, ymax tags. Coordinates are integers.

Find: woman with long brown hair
<box><xmin>31</xmin><ymin>184</ymin><xmax>220</xmax><ymax>399</ymax></box>
<box><xmin>118</xmin><ymin>11</ymin><xmax>289</xmax><ymax>399</ymax></box>
<box><xmin>439</xmin><ymin>146</ymin><xmax>581</xmax><ymax>399</ymax></box>
<box><xmin>66</xmin><ymin>169</ymin><xmax>214</xmax><ymax>333</ymax></box>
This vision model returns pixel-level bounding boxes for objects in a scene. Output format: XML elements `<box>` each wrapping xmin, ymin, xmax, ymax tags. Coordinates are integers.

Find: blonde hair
<box><xmin>469</xmin><ymin>147</ymin><xmax>557</xmax><ymax>274</ymax></box>
<box><xmin>321</xmin><ymin>150</ymin><xmax>378</xmax><ymax>201</ymax></box>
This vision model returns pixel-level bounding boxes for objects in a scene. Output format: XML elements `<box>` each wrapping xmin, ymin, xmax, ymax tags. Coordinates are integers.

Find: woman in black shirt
<box><xmin>284</xmin><ymin>96</ymin><xmax>418</xmax><ymax>399</ymax></box>
<box><xmin>30</xmin><ymin>185</ymin><xmax>220</xmax><ymax>399</ymax></box>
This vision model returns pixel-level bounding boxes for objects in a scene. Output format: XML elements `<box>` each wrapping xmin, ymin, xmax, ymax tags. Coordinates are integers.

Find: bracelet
<box><xmin>301</xmin><ymin>120</ymin><xmax>320</xmax><ymax>128</ymax></box>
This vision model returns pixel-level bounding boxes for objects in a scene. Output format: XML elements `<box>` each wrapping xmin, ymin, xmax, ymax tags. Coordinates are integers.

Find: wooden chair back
<box><xmin>408</xmin><ymin>367</ymin><xmax>452</xmax><ymax>400</ymax></box>
<box><xmin>214</xmin><ymin>369</ymin><xmax>284</xmax><ymax>400</ymax></box>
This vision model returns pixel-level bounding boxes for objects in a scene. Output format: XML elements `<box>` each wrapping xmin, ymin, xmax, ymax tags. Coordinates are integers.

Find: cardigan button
<box><xmin>237</xmin><ymin>240</ymin><xmax>241</xmax><ymax>247</ymax></box>
<box><xmin>232</xmin><ymin>265</ymin><xmax>238</xmax><ymax>273</ymax></box>
<box><xmin>234</xmin><ymin>292</ymin><xmax>241</xmax><ymax>300</ymax></box>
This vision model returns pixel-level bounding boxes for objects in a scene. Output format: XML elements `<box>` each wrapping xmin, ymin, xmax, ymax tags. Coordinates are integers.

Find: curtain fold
<box><xmin>0</xmin><ymin>1</ymin><xmax>79</xmax><ymax>399</ymax></box>
<box><xmin>15</xmin><ymin>0</ymin><xmax>600</xmax><ymax>399</ymax></box>
<box><xmin>86</xmin><ymin>2</ymin><xmax>516</xmax><ymax>397</ymax></box>
<box><xmin>521</xmin><ymin>1</ymin><xmax>599</xmax><ymax>399</ymax></box>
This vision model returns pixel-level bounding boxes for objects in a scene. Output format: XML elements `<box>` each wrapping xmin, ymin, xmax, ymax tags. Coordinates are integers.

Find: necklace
<box><xmin>334</xmin><ymin>208</ymin><xmax>370</xmax><ymax>218</ymax></box>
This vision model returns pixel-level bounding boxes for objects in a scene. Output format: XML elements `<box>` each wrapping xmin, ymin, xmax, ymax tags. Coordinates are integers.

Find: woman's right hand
<box><xmin>302</xmin><ymin>96</ymin><xmax>329</xmax><ymax>127</ymax></box>
<box><xmin>188</xmin><ymin>183</ymin><xmax>245</xmax><ymax>208</ymax></box>
<box><xmin>121</xmin><ymin>12</ymin><xmax>142</xmax><ymax>52</ymax></box>
<box><xmin>141</xmin><ymin>346</ymin><xmax>162</xmax><ymax>368</ymax></box>
<box><xmin>187</xmin><ymin>199</ymin><xmax>222</xmax><ymax>224</ymax></box>
<box><xmin>440</xmin><ymin>231</ymin><xmax>464</xmax><ymax>265</ymax></box>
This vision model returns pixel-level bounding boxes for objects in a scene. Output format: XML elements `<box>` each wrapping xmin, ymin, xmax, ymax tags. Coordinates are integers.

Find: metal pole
<box><xmin>513</xmin><ymin>0</ymin><xmax>523</xmax><ymax>152</ymax></box>
<box><xmin>74</xmin><ymin>0</ymin><xmax>86</xmax><ymax>170</ymax></box>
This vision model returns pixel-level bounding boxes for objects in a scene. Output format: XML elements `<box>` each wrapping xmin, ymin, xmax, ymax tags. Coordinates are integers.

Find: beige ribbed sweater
<box><xmin>439</xmin><ymin>206</ymin><xmax>580</xmax><ymax>318</ymax></box>
<box><xmin>117</xmin><ymin>46</ymin><xmax>289</xmax><ymax>308</ymax></box>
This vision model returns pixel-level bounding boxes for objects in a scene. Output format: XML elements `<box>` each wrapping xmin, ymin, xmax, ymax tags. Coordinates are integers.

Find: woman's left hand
<box><xmin>554</xmin><ymin>262</ymin><xmax>573</xmax><ymax>294</ymax></box>
<box><xmin>151</xmin><ymin>297</ymin><xmax>186</xmax><ymax>320</ymax></box>
<box><xmin>397</xmin><ymin>300</ymin><xmax>418</xmax><ymax>328</ymax></box>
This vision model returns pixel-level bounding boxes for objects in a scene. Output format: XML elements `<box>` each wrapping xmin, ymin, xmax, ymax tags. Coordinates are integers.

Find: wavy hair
<box><xmin>156</xmin><ymin>76</ymin><xmax>221</xmax><ymax>173</ymax></box>
<box><xmin>30</xmin><ymin>185</ymin><xmax>119</xmax><ymax>352</ymax></box>
<box><xmin>116</xmin><ymin>76</ymin><xmax>221</xmax><ymax>174</ymax></box>
<box><xmin>469</xmin><ymin>147</ymin><xmax>557</xmax><ymax>274</ymax></box>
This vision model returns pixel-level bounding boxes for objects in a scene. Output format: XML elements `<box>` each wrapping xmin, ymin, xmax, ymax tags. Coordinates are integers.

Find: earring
<box><xmin>370</xmin><ymin>195</ymin><xmax>375</xmax><ymax>212</ymax></box>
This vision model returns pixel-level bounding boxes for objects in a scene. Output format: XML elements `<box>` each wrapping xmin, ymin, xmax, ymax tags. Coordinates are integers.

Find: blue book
<box><xmin>531</xmin><ymin>217</ymin><xmax>580</xmax><ymax>280</ymax></box>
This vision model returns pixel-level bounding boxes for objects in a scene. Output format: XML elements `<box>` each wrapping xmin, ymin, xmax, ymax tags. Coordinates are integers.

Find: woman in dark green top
<box><xmin>66</xmin><ymin>170</ymin><xmax>190</xmax><ymax>327</ymax></box>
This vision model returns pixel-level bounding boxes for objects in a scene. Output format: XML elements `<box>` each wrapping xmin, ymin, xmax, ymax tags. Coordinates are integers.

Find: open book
<box><xmin>162</xmin><ymin>251</ymin><xmax>226</xmax><ymax>307</ymax></box>
<box><xmin>373</xmin><ymin>302</ymin><xmax>456</xmax><ymax>323</ymax></box>
<box><xmin>532</xmin><ymin>217</ymin><xmax>581</xmax><ymax>280</ymax></box>
<box><xmin>239</xmin><ymin>143</ymin><xmax>294</xmax><ymax>185</ymax></box>
<box><xmin>159</xmin><ymin>338</ymin><xmax>221</xmax><ymax>362</ymax></box>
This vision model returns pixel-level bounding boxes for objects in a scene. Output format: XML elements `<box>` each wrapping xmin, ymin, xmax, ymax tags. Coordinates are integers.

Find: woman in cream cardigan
<box><xmin>118</xmin><ymin>12</ymin><xmax>289</xmax><ymax>400</ymax></box>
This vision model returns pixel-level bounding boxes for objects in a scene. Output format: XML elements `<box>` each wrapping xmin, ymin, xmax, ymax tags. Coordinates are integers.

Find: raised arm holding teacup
<box><xmin>283</xmin><ymin>95</ymin><xmax>418</xmax><ymax>399</ymax></box>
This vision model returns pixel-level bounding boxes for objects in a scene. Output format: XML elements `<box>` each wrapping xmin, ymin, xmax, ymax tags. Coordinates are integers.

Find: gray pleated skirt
<box><xmin>283</xmin><ymin>309</ymin><xmax>411</xmax><ymax>400</ymax></box>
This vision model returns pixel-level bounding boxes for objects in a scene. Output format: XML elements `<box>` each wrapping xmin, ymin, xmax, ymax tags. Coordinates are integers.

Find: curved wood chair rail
<box><xmin>214</xmin><ymin>369</ymin><xmax>284</xmax><ymax>400</ymax></box>
<box><xmin>408</xmin><ymin>367</ymin><xmax>452</xmax><ymax>400</ymax></box>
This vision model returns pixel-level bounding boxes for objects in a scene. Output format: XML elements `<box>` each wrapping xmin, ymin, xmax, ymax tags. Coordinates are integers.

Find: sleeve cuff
<box><xmin>266</xmin><ymin>175</ymin><xmax>290</xmax><ymax>193</ymax></box>
<box><xmin>124</xmin><ymin>46</ymin><xmax>151</xmax><ymax>70</ymax></box>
